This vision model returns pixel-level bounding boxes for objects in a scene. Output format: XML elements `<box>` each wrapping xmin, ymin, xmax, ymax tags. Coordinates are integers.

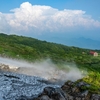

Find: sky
<box><xmin>0</xmin><ymin>0</ymin><xmax>100</xmax><ymax>49</ymax></box>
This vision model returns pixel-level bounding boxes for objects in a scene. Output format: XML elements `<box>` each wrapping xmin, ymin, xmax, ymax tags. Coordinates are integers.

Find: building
<box><xmin>90</xmin><ymin>51</ymin><xmax>98</xmax><ymax>56</ymax></box>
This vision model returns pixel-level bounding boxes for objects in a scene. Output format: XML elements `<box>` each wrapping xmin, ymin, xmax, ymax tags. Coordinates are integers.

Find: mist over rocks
<box><xmin>0</xmin><ymin>57</ymin><xmax>85</xmax><ymax>83</ymax></box>
<box><xmin>0</xmin><ymin>56</ymin><xmax>87</xmax><ymax>100</ymax></box>
<box><xmin>0</xmin><ymin>57</ymin><xmax>100</xmax><ymax>100</ymax></box>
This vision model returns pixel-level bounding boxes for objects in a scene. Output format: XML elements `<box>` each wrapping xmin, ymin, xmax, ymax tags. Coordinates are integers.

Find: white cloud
<box><xmin>0</xmin><ymin>2</ymin><xmax>100</xmax><ymax>35</ymax></box>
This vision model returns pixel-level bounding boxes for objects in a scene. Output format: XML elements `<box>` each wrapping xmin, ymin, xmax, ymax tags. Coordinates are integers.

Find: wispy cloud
<box><xmin>0</xmin><ymin>2</ymin><xmax>100</xmax><ymax>35</ymax></box>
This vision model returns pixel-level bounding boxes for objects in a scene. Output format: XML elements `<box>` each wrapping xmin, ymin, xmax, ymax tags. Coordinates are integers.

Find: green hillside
<box><xmin>0</xmin><ymin>33</ymin><xmax>100</xmax><ymax>93</ymax></box>
<box><xmin>0</xmin><ymin>33</ymin><xmax>100</xmax><ymax>71</ymax></box>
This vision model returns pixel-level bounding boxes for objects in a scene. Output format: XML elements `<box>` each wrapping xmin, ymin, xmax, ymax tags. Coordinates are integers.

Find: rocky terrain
<box><xmin>0</xmin><ymin>71</ymin><xmax>59</xmax><ymax>100</ymax></box>
<box><xmin>34</xmin><ymin>81</ymin><xmax>100</xmax><ymax>100</ymax></box>
<box><xmin>0</xmin><ymin>64</ymin><xmax>100</xmax><ymax>100</ymax></box>
<box><xmin>0</xmin><ymin>63</ymin><xmax>19</xmax><ymax>71</ymax></box>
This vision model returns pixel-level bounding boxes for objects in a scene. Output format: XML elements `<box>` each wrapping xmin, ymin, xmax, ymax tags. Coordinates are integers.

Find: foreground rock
<box><xmin>61</xmin><ymin>81</ymin><xmax>100</xmax><ymax>100</ymax></box>
<box><xmin>34</xmin><ymin>87</ymin><xmax>68</xmax><ymax>100</ymax></box>
<box><xmin>35</xmin><ymin>81</ymin><xmax>100</xmax><ymax>100</ymax></box>
<box><xmin>0</xmin><ymin>71</ymin><xmax>59</xmax><ymax>100</ymax></box>
<box><xmin>0</xmin><ymin>71</ymin><xmax>100</xmax><ymax>100</ymax></box>
<box><xmin>0</xmin><ymin>63</ymin><xmax>19</xmax><ymax>71</ymax></box>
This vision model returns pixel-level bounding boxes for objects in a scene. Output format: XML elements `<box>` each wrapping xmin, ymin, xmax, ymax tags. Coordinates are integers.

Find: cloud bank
<box><xmin>0</xmin><ymin>2</ymin><xmax>100</xmax><ymax>36</ymax></box>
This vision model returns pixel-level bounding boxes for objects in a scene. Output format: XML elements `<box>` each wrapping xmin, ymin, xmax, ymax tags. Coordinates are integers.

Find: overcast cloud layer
<box><xmin>0</xmin><ymin>2</ymin><xmax>100</xmax><ymax>37</ymax></box>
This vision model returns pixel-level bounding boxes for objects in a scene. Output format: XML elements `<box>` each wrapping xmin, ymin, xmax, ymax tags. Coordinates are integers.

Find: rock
<box><xmin>76</xmin><ymin>81</ymin><xmax>90</xmax><ymax>88</ymax></box>
<box><xmin>43</xmin><ymin>87</ymin><xmax>67</xmax><ymax>100</ymax></box>
<box><xmin>67</xmin><ymin>81</ymin><xmax>74</xmax><ymax>86</ymax></box>
<box><xmin>80</xmin><ymin>90</ymin><xmax>89</xmax><ymax>97</ymax></box>
<box><xmin>67</xmin><ymin>95</ymin><xmax>74</xmax><ymax>100</ymax></box>
<box><xmin>38</xmin><ymin>95</ymin><xmax>51</xmax><ymax>100</ymax></box>
<box><xmin>0</xmin><ymin>63</ymin><xmax>19</xmax><ymax>71</ymax></box>
<box><xmin>16</xmin><ymin>95</ymin><xmax>34</xmax><ymax>100</ymax></box>
<box><xmin>8</xmin><ymin>65</ymin><xmax>19</xmax><ymax>70</ymax></box>
<box><xmin>0</xmin><ymin>63</ymin><xmax>9</xmax><ymax>70</ymax></box>
<box><xmin>71</xmin><ymin>87</ymin><xmax>79</xmax><ymax>93</ymax></box>
<box><xmin>91</xmin><ymin>94</ymin><xmax>100</xmax><ymax>100</ymax></box>
<box><xmin>35</xmin><ymin>87</ymin><xmax>68</xmax><ymax>100</ymax></box>
<box><xmin>4</xmin><ymin>74</ymin><xmax>20</xmax><ymax>79</ymax></box>
<box><xmin>0</xmin><ymin>71</ymin><xmax>59</xmax><ymax>100</ymax></box>
<box><xmin>61</xmin><ymin>81</ymin><xmax>94</xmax><ymax>100</ymax></box>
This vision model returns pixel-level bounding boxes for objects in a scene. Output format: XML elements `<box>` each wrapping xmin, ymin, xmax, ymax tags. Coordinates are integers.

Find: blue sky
<box><xmin>1</xmin><ymin>0</ymin><xmax>100</xmax><ymax>20</ymax></box>
<box><xmin>0</xmin><ymin>0</ymin><xmax>100</xmax><ymax>49</ymax></box>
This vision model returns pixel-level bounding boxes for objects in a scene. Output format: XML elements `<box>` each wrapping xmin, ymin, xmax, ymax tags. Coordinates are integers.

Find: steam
<box><xmin>0</xmin><ymin>57</ymin><xmax>86</xmax><ymax>83</ymax></box>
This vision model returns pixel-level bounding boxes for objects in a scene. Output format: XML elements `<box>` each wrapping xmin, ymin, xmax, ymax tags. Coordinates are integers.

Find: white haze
<box><xmin>0</xmin><ymin>57</ymin><xmax>86</xmax><ymax>83</ymax></box>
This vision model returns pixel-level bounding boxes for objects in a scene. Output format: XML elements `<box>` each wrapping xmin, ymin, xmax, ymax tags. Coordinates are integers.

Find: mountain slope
<box><xmin>0</xmin><ymin>33</ymin><xmax>89</xmax><ymax>60</ymax></box>
<box><xmin>0</xmin><ymin>33</ymin><xmax>100</xmax><ymax>94</ymax></box>
<box><xmin>0</xmin><ymin>33</ymin><xmax>100</xmax><ymax>72</ymax></box>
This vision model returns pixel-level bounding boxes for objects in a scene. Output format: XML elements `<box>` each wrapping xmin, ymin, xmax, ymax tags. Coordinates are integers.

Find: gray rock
<box><xmin>80</xmin><ymin>90</ymin><xmax>88</xmax><ymax>97</ymax></box>
<box><xmin>35</xmin><ymin>86</ymin><xmax>68</xmax><ymax>100</ymax></box>
<box><xmin>68</xmin><ymin>95</ymin><xmax>74</xmax><ymax>100</ymax></box>
<box><xmin>40</xmin><ymin>95</ymin><xmax>51</xmax><ymax>100</ymax></box>
<box><xmin>0</xmin><ymin>71</ymin><xmax>59</xmax><ymax>100</ymax></box>
<box><xmin>76</xmin><ymin>81</ymin><xmax>90</xmax><ymax>88</ymax></box>
<box><xmin>91</xmin><ymin>94</ymin><xmax>100</xmax><ymax>100</ymax></box>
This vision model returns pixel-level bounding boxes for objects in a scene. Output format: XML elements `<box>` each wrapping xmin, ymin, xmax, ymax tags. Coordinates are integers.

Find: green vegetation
<box><xmin>81</xmin><ymin>71</ymin><xmax>100</xmax><ymax>94</ymax></box>
<box><xmin>0</xmin><ymin>33</ymin><xmax>100</xmax><ymax>71</ymax></box>
<box><xmin>0</xmin><ymin>33</ymin><xmax>100</xmax><ymax>93</ymax></box>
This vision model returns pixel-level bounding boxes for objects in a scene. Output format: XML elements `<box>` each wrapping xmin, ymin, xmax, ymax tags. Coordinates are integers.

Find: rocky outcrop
<box><xmin>0</xmin><ymin>71</ymin><xmax>100</xmax><ymax>100</ymax></box>
<box><xmin>34</xmin><ymin>81</ymin><xmax>100</xmax><ymax>100</ymax></box>
<box><xmin>91</xmin><ymin>94</ymin><xmax>100</xmax><ymax>100</ymax></box>
<box><xmin>34</xmin><ymin>87</ymin><xmax>68</xmax><ymax>100</ymax></box>
<box><xmin>62</xmin><ymin>81</ymin><xmax>100</xmax><ymax>100</ymax></box>
<box><xmin>0</xmin><ymin>71</ymin><xmax>59</xmax><ymax>100</ymax></box>
<box><xmin>0</xmin><ymin>63</ymin><xmax>9</xmax><ymax>70</ymax></box>
<box><xmin>0</xmin><ymin>63</ymin><xmax>19</xmax><ymax>71</ymax></box>
<box><xmin>61</xmin><ymin>81</ymin><xmax>90</xmax><ymax>100</ymax></box>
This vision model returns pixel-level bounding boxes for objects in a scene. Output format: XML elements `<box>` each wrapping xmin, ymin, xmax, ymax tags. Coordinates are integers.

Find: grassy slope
<box><xmin>0</xmin><ymin>33</ymin><xmax>100</xmax><ymax>92</ymax></box>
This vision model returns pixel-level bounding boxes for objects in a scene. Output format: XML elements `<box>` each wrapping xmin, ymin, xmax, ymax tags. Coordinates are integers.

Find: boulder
<box><xmin>91</xmin><ymin>94</ymin><xmax>100</xmax><ymax>100</ymax></box>
<box><xmin>0</xmin><ymin>63</ymin><xmax>19</xmax><ymax>71</ymax></box>
<box><xmin>35</xmin><ymin>87</ymin><xmax>68</xmax><ymax>100</ymax></box>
